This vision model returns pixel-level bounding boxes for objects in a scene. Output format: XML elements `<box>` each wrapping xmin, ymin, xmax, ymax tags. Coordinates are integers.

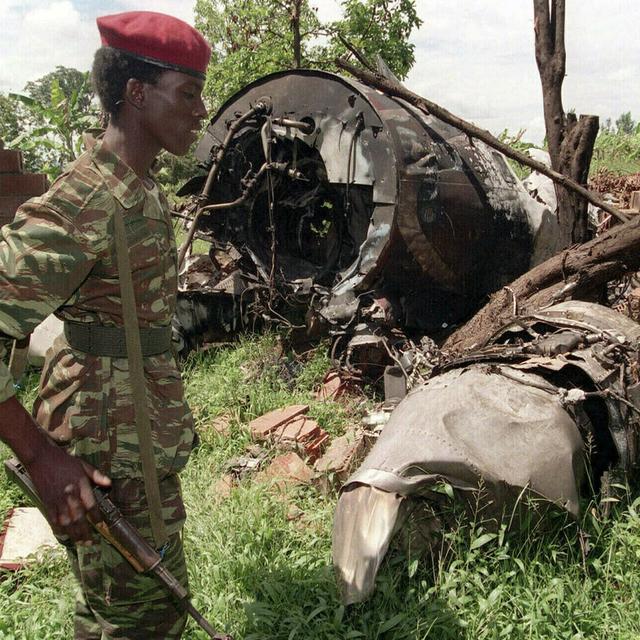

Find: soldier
<box><xmin>0</xmin><ymin>11</ymin><xmax>210</xmax><ymax>639</ymax></box>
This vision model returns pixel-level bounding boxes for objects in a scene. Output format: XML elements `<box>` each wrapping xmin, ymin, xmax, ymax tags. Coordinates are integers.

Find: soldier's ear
<box><xmin>124</xmin><ymin>78</ymin><xmax>145</xmax><ymax>111</ymax></box>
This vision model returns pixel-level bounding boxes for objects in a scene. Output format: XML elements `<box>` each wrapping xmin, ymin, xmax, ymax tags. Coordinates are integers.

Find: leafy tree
<box><xmin>10</xmin><ymin>70</ymin><xmax>99</xmax><ymax>179</ymax></box>
<box><xmin>0</xmin><ymin>94</ymin><xmax>26</xmax><ymax>146</ymax></box>
<box><xmin>497</xmin><ymin>128</ymin><xmax>537</xmax><ymax>179</ymax></box>
<box><xmin>24</xmin><ymin>66</ymin><xmax>94</xmax><ymax>113</ymax></box>
<box><xmin>153</xmin><ymin>151</ymin><xmax>201</xmax><ymax>204</ymax></box>
<box><xmin>592</xmin><ymin>114</ymin><xmax>640</xmax><ymax>175</ymax></box>
<box><xmin>615</xmin><ymin>111</ymin><xmax>636</xmax><ymax>135</ymax></box>
<box><xmin>330</xmin><ymin>0</ymin><xmax>421</xmax><ymax>79</ymax></box>
<box><xmin>195</xmin><ymin>0</ymin><xmax>422</xmax><ymax>108</ymax></box>
<box><xmin>195</xmin><ymin>0</ymin><xmax>321</xmax><ymax>107</ymax></box>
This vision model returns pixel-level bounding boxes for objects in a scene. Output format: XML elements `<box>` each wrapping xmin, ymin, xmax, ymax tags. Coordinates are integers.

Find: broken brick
<box><xmin>304</xmin><ymin>431</ymin><xmax>330</xmax><ymax>462</ymax></box>
<box><xmin>249</xmin><ymin>404</ymin><xmax>309</xmax><ymax>440</ymax></box>
<box><xmin>314</xmin><ymin>429</ymin><xmax>370</xmax><ymax>488</ymax></box>
<box><xmin>269</xmin><ymin>415</ymin><xmax>330</xmax><ymax>462</ymax></box>
<box><xmin>316</xmin><ymin>370</ymin><xmax>357</xmax><ymax>401</ymax></box>
<box><xmin>0</xmin><ymin>149</ymin><xmax>23</xmax><ymax>174</ymax></box>
<box><xmin>0</xmin><ymin>173</ymin><xmax>48</xmax><ymax>196</ymax></box>
<box><xmin>255</xmin><ymin>452</ymin><xmax>315</xmax><ymax>489</ymax></box>
<box><xmin>0</xmin><ymin>195</ymin><xmax>29</xmax><ymax>226</ymax></box>
<box><xmin>271</xmin><ymin>416</ymin><xmax>320</xmax><ymax>442</ymax></box>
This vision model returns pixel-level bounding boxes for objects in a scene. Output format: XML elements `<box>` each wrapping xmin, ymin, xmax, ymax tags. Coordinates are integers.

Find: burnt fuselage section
<box><xmin>176</xmin><ymin>70</ymin><xmax>538</xmax><ymax>349</ymax></box>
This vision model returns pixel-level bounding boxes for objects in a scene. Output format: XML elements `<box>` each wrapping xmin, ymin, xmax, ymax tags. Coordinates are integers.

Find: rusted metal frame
<box><xmin>177</xmin><ymin>161</ymin><xmax>282</xmax><ymax>269</ymax></box>
<box><xmin>261</xmin><ymin>118</ymin><xmax>278</xmax><ymax>299</ymax></box>
<box><xmin>379</xmin><ymin>334</ymin><xmax>411</xmax><ymax>380</ymax></box>
<box><xmin>177</xmin><ymin>195</ymin><xmax>250</xmax><ymax>268</ymax></box>
<box><xmin>335</xmin><ymin>58</ymin><xmax>628</xmax><ymax>225</ymax></box>
<box><xmin>345</xmin><ymin>112</ymin><xmax>365</xmax><ymax>215</ymax></box>
<box><xmin>177</xmin><ymin>98</ymin><xmax>273</xmax><ymax>269</ymax></box>
<box><xmin>272</xmin><ymin>117</ymin><xmax>314</xmax><ymax>134</ymax></box>
<box><xmin>170</xmin><ymin>210</ymin><xmax>194</xmax><ymax>222</ymax></box>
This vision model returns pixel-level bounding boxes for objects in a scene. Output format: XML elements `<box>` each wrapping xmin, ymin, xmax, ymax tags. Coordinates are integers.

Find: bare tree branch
<box><xmin>291</xmin><ymin>0</ymin><xmax>302</xmax><ymax>68</ymax></box>
<box><xmin>553</xmin><ymin>0</ymin><xmax>565</xmax><ymax>58</ymax></box>
<box><xmin>336</xmin><ymin>36</ymin><xmax>377</xmax><ymax>73</ymax></box>
<box><xmin>533</xmin><ymin>0</ymin><xmax>597</xmax><ymax>249</ymax></box>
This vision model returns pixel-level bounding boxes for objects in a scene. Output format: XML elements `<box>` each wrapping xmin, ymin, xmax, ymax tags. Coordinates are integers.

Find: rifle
<box><xmin>4</xmin><ymin>458</ymin><xmax>232</xmax><ymax>640</ymax></box>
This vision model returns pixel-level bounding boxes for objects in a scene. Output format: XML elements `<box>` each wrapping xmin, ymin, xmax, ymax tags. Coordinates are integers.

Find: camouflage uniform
<box><xmin>0</xmin><ymin>140</ymin><xmax>194</xmax><ymax>639</ymax></box>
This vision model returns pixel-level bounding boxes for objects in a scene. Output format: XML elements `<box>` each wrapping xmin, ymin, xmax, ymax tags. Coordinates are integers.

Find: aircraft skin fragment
<box><xmin>332</xmin><ymin>301</ymin><xmax>640</xmax><ymax>604</ymax></box>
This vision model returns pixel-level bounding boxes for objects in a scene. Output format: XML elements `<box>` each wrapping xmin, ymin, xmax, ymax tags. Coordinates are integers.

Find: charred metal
<box><xmin>173</xmin><ymin>70</ymin><xmax>548</xmax><ymax>357</ymax></box>
<box><xmin>332</xmin><ymin>301</ymin><xmax>640</xmax><ymax>603</ymax></box>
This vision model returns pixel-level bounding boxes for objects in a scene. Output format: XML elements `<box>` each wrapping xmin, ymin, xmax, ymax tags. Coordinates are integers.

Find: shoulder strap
<box><xmin>112</xmin><ymin>209</ymin><xmax>168</xmax><ymax>548</ymax></box>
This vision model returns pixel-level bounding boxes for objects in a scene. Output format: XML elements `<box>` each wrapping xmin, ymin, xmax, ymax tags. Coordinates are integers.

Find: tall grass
<box><xmin>2</xmin><ymin>334</ymin><xmax>640</xmax><ymax>639</ymax></box>
<box><xmin>591</xmin><ymin>125</ymin><xmax>640</xmax><ymax>175</ymax></box>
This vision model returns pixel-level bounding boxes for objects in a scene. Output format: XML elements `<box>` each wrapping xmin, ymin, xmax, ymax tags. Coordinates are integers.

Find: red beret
<box><xmin>97</xmin><ymin>11</ymin><xmax>211</xmax><ymax>80</ymax></box>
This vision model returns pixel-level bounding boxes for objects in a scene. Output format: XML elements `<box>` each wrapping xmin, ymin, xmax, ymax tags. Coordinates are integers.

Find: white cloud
<box><xmin>406</xmin><ymin>0</ymin><xmax>640</xmax><ymax>144</ymax></box>
<box><xmin>312</xmin><ymin>0</ymin><xmax>342</xmax><ymax>23</ymax></box>
<box><xmin>23</xmin><ymin>0</ymin><xmax>80</xmax><ymax>29</ymax></box>
<box><xmin>0</xmin><ymin>0</ymin><xmax>196</xmax><ymax>94</ymax></box>
<box><xmin>0</xmin><ymin>1</ymin><xmax>98</xmax><ymax>94</ymax></box>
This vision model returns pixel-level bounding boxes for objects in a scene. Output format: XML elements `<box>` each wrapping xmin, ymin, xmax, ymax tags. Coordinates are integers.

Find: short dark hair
<box><xmin>91</xmin><ymin>47</ymin><xmax>164</xmax><ymax>116</ymax></box>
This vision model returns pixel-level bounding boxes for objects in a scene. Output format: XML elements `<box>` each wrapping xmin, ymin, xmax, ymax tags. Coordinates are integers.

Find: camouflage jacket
<box><xmin>0</xmin><ymin>141</ymin><xmax>194</xmax><ymax>485</ymax></box>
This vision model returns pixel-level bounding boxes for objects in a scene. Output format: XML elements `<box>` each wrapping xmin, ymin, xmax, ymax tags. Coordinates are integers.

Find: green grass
<box><xmin>3</xmin><ymin>333</ymin><xmax>640</xmax><ymax>639</ymax></box>
<box><xmin>591</xmin><ymin>128</ymin><xmax>640</xmax><ymax>175</ymax></box>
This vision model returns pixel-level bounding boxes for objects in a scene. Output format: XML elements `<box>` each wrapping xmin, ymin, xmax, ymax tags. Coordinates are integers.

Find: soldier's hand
<box><xmin>0</xmin><ymin>395</ymin><xmax>111</xmax><ymax>543</ymax></box>
<box><xmin>26</xmin><ymin>445</ymin><xmax>111</xmax><ymax>543</ymax></box>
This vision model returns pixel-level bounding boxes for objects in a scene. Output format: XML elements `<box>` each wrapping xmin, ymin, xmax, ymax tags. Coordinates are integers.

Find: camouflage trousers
<box><xmin>66</xmin><ymin>475</ymin><xmax>189</xmax><ymax>640</ymax></box>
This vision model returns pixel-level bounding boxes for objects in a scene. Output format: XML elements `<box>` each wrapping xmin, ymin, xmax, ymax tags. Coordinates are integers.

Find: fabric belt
<box><xmin>64</xmin><ymin>321</ymin><xmax>172</xmax><ymax>358</ymax></box>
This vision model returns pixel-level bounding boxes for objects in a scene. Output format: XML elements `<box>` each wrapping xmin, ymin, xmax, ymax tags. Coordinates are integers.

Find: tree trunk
<box><xmin>291</xmin><ymin>0</ymin><xmax>302</xmax><ymax>68</ymax></box>
<box><xmin>533</xmin><ymin>0</ymin><xmax>599</xmax><ymax>250</ymax></box>
<box><xmin>443</xmin><ymin>213</ymin><xmax>640</xmax><ymax>354</ymax></box>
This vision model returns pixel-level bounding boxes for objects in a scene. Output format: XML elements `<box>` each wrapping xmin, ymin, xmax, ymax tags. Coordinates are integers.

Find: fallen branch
<box><xmin>335</xmin><ymin>58</ymin><xmax>627</xmax><ymax>224</ymax></box>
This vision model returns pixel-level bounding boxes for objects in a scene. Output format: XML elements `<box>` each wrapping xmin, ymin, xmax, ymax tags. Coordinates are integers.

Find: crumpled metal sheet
<box><xmin>490</xmin><ymin>301</ymin><xmax>640</xmax><ymax>470</ymax></box>
<box><xmin>332</xmin><ymin>486</ymin><xmax>403</xmax><ymax>605</ymax></box>
<box><xmin>502</xmin><ymin>300</ymin><xmax>640</xmax><ymax>346</ymax></box>
<box><xmin>333</xmin><ymin>364</ymin><xmax>585</xmax><ymax>604</ymax></box>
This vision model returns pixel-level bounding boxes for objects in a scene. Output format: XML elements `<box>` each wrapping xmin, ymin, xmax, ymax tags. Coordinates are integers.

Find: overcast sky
<box><xmin>1</xmin><ymin>0</ymin><xmax>638</xmax><ymax>144</ymax></box>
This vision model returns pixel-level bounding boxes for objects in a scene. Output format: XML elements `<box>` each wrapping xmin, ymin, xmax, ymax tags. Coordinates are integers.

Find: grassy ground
<box><xmin>2</xmin><ymin>333</ymin><xmax>640</xmax><ymax>639</ymax></box>
<box><xmin>591</xmin><ymin>128</ymin><xmax>640</xmax><ymax>175</ymax></box>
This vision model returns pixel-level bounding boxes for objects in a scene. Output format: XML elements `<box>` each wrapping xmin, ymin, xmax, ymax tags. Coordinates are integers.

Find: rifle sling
<box><xmin>112</xmin><ymin>209</ymin><xmax>168</xmax><ymax>548</ymax></box>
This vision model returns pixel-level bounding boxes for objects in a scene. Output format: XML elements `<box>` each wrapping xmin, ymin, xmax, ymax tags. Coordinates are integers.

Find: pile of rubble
<box><xmin>212</xmin><ymin>371</ymin><xmax>391</xmax><ymax>498</ymax></box>
<box><xmin>589</xmin><ymin>170</ymin><xmax>640</xmax><ymax>210</ymax></box>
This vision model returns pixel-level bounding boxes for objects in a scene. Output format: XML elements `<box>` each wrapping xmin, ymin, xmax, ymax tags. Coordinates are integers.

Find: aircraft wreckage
<box><xmin>333</xmin><ymin>300</ymin><xmax>640</xmax><ymax>603</ymax></box>
<box><xmin>174</xmin><ymin>69</ymin><xmax>549</xmax><ymax>362</ymax></box>
<box><xmin>174</xmin><ymin>70</ymin><xmax>640</xmax><ymax>604</ymax></box>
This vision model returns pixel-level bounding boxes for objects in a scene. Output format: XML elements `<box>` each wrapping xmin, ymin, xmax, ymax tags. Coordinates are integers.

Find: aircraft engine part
<box><xmin>332</xmin><ymin>302</ymin><xmax>640</xmax><ymax>604</ymax></box>
<box><xmin>178</xmin><ymin>70</ymin><xmax>540</xmax><ymax>339</ymax></box>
